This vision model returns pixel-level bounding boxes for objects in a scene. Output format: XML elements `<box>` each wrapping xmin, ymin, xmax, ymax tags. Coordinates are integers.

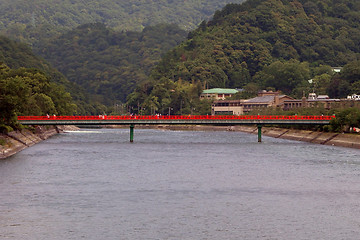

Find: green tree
<box><xmin>0</xmin><ymin>63</ymin><xmax>76</xmax><ymax>128</ymax></box>
<box><xmin>254</xmin><ymin>60</ymin><xmax>310</xmax><ymax>95</ymax></box>
<box><xmin>341</xmin><ymin>60</ymin><xmax>360</xmax><ymax>84</ymax></box>
<box><xmin>330</xmin><ymin>108</ymin><xmax>360</xmax><ymax>132</ymax></box>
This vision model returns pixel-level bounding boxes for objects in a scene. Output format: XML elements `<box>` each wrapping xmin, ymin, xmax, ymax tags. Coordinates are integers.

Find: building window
<box><xmin>215</xmin><ymin>111</ymin><xmax>233</xmax><ymax>115</ymax></box>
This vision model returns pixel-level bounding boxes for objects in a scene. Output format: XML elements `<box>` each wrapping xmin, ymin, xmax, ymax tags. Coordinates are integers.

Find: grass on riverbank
<box><xmin>0</xmin><ymin>137</ymin><xmax>6</xmax><ymax>146</ymax></box>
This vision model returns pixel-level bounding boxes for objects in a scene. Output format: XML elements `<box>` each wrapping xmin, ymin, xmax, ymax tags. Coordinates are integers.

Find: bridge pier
<box><xmin>257</xmin><ymin>124</ymin><xmax>262</xmax><ymax>143</ymax></box>
<box><xmin>130</xmin><ymin>125</ymin><xmax>134</xmax><ymax>142</ymax></box>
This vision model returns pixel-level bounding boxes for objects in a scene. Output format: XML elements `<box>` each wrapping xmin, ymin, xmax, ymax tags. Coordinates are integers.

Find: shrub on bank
<box><xmin>0</xmin><ymin>124</ymin><xmax>13</xmax><ymax>134</ymax></box>
<box><xmin>0</xmin><ymin>137</ymin><xmax>6</xmax><ymax>146</ymax></box>
<box><xmin>330</xmin><ymin>108</ymin><xmax>360</xmax><ymax>133</ymax></box>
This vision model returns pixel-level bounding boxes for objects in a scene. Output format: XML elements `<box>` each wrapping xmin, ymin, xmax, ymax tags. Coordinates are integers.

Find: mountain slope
<box><xmin>0</xmin><ymin>36</ymin><xmax>77</xmax><ymax>127</ymax></box>
<box><xmin>38</xmin><ymin>23</ymin><xmax>188</xmax><ymax>104</ymax></box>
<box><xmin>151</xmin><ymin>0</ymin><xmax>360</xmax><ymax>86</ymax></box>
<box><xmin>0</xmin><ymin>35</ymin><xmax>107</xmax><ymax>115</ymax></box>
<box><xmin>0</xmin><ymin>0</ymin><xmax>245</xmax><ymax>45</ymax></box>
<box><xmin>127</xmin><ymin>0</ymin><xmax>360</xmax><ymax>114</ymax></box>
<box><xmin>0</xmin><ymin>35</ymin><xmax>71</xmax><ymax>87</ymax></box>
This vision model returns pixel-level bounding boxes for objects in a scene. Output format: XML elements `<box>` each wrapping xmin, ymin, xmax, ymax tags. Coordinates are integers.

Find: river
<box><xmin>1</xmin><ymin>128</ymin><xmax>360</xmax><ymax>239</ymax></box>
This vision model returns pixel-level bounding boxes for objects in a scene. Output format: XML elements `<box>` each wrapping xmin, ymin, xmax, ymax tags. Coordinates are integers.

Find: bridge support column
<box><xmin>130</xmin><ymin>125</ymin><xmax>134</xmax><ymax>143</ymax></box>
<box><xmin>257</xmin><ymin>124</ymin><xmax>262</xmax><ymax>143</ymax></box>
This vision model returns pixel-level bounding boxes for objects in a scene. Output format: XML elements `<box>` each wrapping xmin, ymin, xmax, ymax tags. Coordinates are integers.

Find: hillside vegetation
<box><xmin>38</xmin><ymin>23</ymin><xmax>188</xmax><ymax>104</ymax></box>
<box><xmin>0</xmin><ymin>62</ymin><xmax>76</xmax><ymax>131</ymax></box>
<box><xmin>1</xmin><ymin>36</ymin><xmax>63</xmax><ymax>80</ymax></box>
<box><xmin>0</xmin><ymin>36</ymin><xmax>77</xmax><ymax>129</ymax></box>
<box><xmin>0</xmin><ymin>35</ymin><xmax>106</xmax><ymax>118</ymax></box>
<box><xmin>127</xmin><ymin>0</ymin><xmax>360</xmax><ymax>115</ymax></box>
<box><xmin>0</xmin><ymin>0</ymin><xmax>244</xmax><ymax>46</ymax></box>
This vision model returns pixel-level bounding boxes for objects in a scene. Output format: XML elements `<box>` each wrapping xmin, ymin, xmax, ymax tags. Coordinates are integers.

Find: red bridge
<box><xmin>18</xmin><ymin>115</ymin><xmax>334</xmax><ymax>142</ymax></box>
<box><xmin>18</xmin><ymin>115</ymin><xmax>333</xmax><ymax>121</ymax></box>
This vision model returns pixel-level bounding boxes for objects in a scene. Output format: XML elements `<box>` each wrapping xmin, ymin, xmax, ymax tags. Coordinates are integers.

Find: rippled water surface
<box><xmin>1</xmin><ymin>128</ymin><xmax>360</xmax><ymax>239</ymax></box>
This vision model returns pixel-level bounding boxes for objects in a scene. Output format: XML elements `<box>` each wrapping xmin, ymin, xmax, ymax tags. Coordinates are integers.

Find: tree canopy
<box><xmin>0</xmin><ymin>0</ymin><xmax>245</xmax><ymax>47</ymax></box>
<box><xmin>38</xmin><ymin>23</ymin><xmax>188</xmax><ymax>105</ymax></box>
<box><xmin>0</xmin><ymin>63</ymin><xmax>76</xmax><ymax>129</ymax></box>
<box><xmin>0</xmin><ymin>35</ymin><xmax>108</xmax><ymax>116</ymax></box>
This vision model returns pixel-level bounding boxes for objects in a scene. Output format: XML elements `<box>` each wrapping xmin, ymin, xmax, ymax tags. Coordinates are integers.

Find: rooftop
<box><xmin>202</xmin><ymin>88</ymin><xmax>239</xmax><ymax>94</ymax></box>
<box><xmin>245</xmin><ymin>95</ymin><xmax>288</xmax><ymax>103</ymax></box>
<box><xmin>245</xmin><ymin>95</ymin><xmax>276</xmax><ymax>103</ymax></box>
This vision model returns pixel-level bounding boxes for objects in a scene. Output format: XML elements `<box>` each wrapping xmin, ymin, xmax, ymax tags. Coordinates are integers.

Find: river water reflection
<box><xmin>1</xmin><ymin>128</ymin><xmax>360</xmax><ymax>239</ymax></box>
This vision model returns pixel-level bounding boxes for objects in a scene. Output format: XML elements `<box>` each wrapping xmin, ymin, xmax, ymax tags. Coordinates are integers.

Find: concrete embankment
<box><xmin>0</xmin><ymin>125</ymin><xmax>78</xmax><ymax>159</ymax></box>
<box><xmin>231</xmin><ymin>125</ymin><xmax>360</xmax><ymax>149</ymax></box>
<box><xmin>148</xmin><ymin>125</ymin><xmax>360</xmax><ymax>149</ymax></box>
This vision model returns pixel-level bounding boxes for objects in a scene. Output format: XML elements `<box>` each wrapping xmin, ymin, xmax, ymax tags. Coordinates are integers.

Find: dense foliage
<box><xmin>0</xmin><ymin>36</ymin><xmax>77</xmax><ymax>130</ymax></box>
<box><xmin>0</xmin><ymin>36</ymin><xmax>63</xmax><ymax>80</ymax></box>
<box><xmin>0</xmin><ymin>63</ymin><xmax>76</xmax><ymax>130</ymax></box>
<box><xmin>0</xmin><ymin>0</ymin><xmax>245</xmax><ymax>46</ymax></box>
<box><xmin>128</xmin><ymin>0</ymin><xmax>360</xmax><ymax>114</ymax></box>
<box><xmin>330</xmin><ymin>107</ymin><xmax>360</xmax><ymax>132</ymax></box>
<box><xmin>0</xmin><ymin>35</ymin><xmax>107</xmax><ymax>115</ymax></box>
<box><xmin>38</xmin><ymin>23</ymin><xmax>187</xmax><ymax>105</ymax></box>
<box><xmin>2</xmin><ymin>0</ymin><xmax>360</xmax><ymax>120</ymax></box>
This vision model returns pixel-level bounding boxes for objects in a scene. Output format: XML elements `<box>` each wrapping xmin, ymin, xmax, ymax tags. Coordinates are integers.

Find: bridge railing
<box><xmin>18</xmin><ymin>115</ymin><xmax>335</xmax><ymax>121</ymax></box>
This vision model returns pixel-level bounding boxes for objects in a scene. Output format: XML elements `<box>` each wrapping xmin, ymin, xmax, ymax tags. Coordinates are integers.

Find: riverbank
<box><xmin>145</xmin><ymin>125</ymin><xmax>360</xmax><ymax>149</ymax></box>
<box><xmin>234</xmin><ymin>126</ymin><xmax>360</xmax><ymax>149</ymax></box>
<box><xmin>1</xmin><ymin>124</ymin><xmax>359</xmax><ymax>159</ymax></box>
<box><xmin>0</xmin><ymin>125</ymin><xmax>79</xmax><ymax>159</ymax></box>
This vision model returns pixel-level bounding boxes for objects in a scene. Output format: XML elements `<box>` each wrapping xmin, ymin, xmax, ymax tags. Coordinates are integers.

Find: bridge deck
<box><xmin>18</xmin><ymin>115</ymin><xmax>333</xmax><ymax>126</ymax></box>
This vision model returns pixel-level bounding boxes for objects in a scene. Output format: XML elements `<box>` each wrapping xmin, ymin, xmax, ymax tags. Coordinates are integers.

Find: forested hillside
<box><xmin>127</xmin><ymin>0</ymin><xmax>360</xmax><ymax>115</ymax></box>
<box><xmin>1</xmin><ymin>36</ymin><xmax>62</xmax><ymax>80</ymax></box>
<box><xmin>38</xmin><ymin>23</ymin><xmax>187</xmax><ymax>104</ymax></box>
<box><xmin>0</xmin><ymin>0</ymin><xmax>244</xmax><ymax>46</ymax></box>
<box><xmin>0</xmin><ymin>63</ymin><xmax>76</xmax><ymax>128</ymax></box>
<box><xmin>0</xmin><ymin>36</ymin><xmax>77</xmax><ymax>129</ymax></box>
<box><xmin>0</xmin><ymin>35</ymin><xmax>105</xmax><ymax>121</ymax></box>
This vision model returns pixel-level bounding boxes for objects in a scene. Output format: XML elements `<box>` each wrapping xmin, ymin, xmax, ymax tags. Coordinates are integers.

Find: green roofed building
<box><xmin>200</xmin><ymin>88</ymin><xmax>239</xmax><ymax>100</ymax></box>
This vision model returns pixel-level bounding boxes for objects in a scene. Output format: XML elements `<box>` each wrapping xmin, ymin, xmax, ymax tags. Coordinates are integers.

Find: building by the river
<box><xmin>211</xmin><ymin>90</ymin><xmax>293</xmax><ymax>115</ymax></box>
<box><xmin>211</xmin><ymin>90</ymin><xmax>354</xmax><ymax>115</ymax></box>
